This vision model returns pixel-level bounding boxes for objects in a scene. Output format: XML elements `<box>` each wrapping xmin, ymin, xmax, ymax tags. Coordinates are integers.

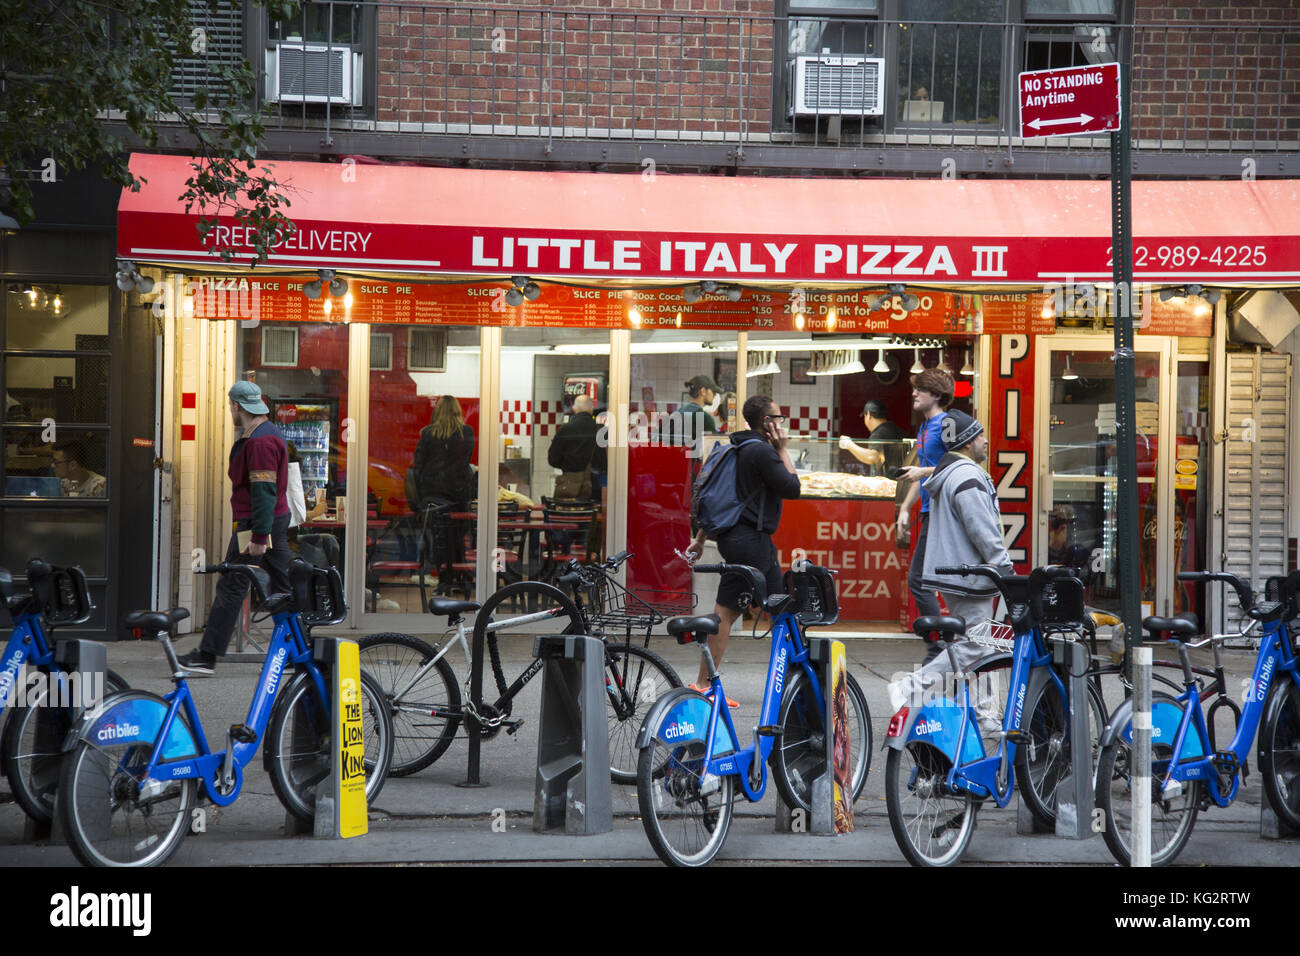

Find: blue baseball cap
<box><xmin>229</xmin><ymin>380</ymin><xmax>269</xmax><ymax>414</ymax></box>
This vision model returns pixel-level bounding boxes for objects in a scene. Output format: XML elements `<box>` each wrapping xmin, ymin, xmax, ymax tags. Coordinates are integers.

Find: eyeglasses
<box><xmin>764</xmin><ymin>414</ymin><xmax>787</xmax><ymax>423</ymax></box>
<box><xmin>51</xmin><ymin>457</ymin><xmax>70</xmax><ymax>467</ymax></box>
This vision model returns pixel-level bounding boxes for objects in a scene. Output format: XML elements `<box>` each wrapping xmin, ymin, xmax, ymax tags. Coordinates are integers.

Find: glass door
<box><xmin>1037</xmin><ymin>336</ymin><xmax>1172</xmax><ymax>616</ymax></box>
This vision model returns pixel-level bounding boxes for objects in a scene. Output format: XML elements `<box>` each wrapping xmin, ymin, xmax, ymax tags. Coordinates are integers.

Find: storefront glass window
<box><xmin>366</xmin><ymin>324</ymin><xmax>480</xmax><ymax>612</ymax></box>
<box><xmin>496</xmin><ymin>327</ymin><xmax>609</xmax><ymax>597</ymax></box>
<box><xmin>236</xmin><ymin>319</ymin><xmax>350</xmax><ymax>586</ymax></box>
<box><xmin>1</xmin><ymin>283</ymin><xmax>110</xmax><ymax>573</ymax></box>
<box><xmin>1046</xmin><ymin>349</ymin><xmax>1161</xmax><ymax>614</ymax></box>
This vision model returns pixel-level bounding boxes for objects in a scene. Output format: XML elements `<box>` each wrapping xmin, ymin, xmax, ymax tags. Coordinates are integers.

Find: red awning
<box><xmin>118</xmin><ymin>153</ymin><xmax>1300</xmax><ymax>286</ymax></box>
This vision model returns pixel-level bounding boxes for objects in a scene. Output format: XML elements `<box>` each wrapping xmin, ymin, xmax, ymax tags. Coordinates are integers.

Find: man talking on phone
<box><xmin>685</xmin><ymin>395</ymin><xmax>800</xmax><ymax>704</ymax></box>
<box><xmin>178</xmin><ymin>380</ymin><xmax>291</xmax><ymax>675</ymax></box>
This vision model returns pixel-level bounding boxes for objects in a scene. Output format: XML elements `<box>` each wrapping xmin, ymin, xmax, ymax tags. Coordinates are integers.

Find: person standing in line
<box><xmin>178</xmin><ymin>381</ymin><xmax>290</xmax><ymax>674</ymax></box>
<box><xmin>839</xmin><ymin>399</ymin><xmax>907</xmax><ymax>475</ymax></box>
<box><xmin>895</xmin><ymin>367</ymin><xmax>953</xmax><ymax>659</ymax></box>
<box><xmin>548</xmin><ymin>394</ymin><xmax>604</xmax><ymax>500</ymax></box>
<box><xmin>921</xmin><ymin>409</ymin><xmax>1013</xmax><ymax>626</ymax></box>
<box><xmin>412</xmin><ymin>395</ymin><xmax>476</xmax><ymax>511</ymax></box>
<box><xmin>684</xmin><ymin>394</ymin><xmax>800</xmax><ymax>706</ymax></box>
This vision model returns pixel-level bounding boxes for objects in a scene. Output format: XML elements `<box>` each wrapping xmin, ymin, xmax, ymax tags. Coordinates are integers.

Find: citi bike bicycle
<box><xmin>1094</xmin><ymin>569</ymin><xmax>1300</xmax><ymax>866</ymax></box>
<box><xmin>0</xmin><ymin>560</ymin><xmax>128</xmax><ymax>824</ymax></box>
<box><xmin>57</xmin><ymin>559</ymin><xmax>393</xmax><ymax>867</ymax></box>
<box><xmin>357</xmin><ymin>551</ymin><xmax>681</xmax><ymax>782</ymax></box>
<box><xmin>635</xmin><ymin>562</ymin><xmax>871</xmax><ymax>867</ymax></box>
<box><xmin>884</xmin><ymin>564</ymin><xmax>1104</xmax><ymax>867</ymax></box>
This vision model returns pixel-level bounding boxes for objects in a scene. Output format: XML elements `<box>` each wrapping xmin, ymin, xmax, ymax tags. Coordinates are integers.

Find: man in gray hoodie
<box><xmin>921</xmin><ymin>409</ymin><xmax>1013</xmax><ymax>629</ymax></box>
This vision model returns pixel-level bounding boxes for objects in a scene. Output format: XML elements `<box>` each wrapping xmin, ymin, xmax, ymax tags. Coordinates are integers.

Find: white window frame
<box><xmin>260</xmin><ymin>326</ymin><xmax>299</xmax><ymax>367</ymax></box>
<box><xmin>369</xmin><ymin>331</ymin><xmax>393</xmax><ymax>370</ymax></box>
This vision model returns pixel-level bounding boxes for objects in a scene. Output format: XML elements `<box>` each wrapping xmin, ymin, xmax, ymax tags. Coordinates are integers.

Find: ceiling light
<box><xmin>1062</xmin><ymin>355</ymin><xmax>1078</xmax><ymax>381</ymax></box>
<box><xmin>303</xmin><ymin>278</ymin><xmax>323</xmax><ymax>299</ymax></box>
<box><xmin>910</xmin><ymin>348</ymin><xmax>924</xmax><ymax>374</ymax></box>
<box><xmin>746</xmin><ymin>350</ymin><xmax>781</xmax><ymax>377</ymax></box>
<box><xmin>322</xmin><ymin>298</ymin><xmax>333</xmax><ymax>316</ymax></box>
<box><xmin>827</xmin><ymin>308</ymin><xmax>837</xmax><ymax>330</ymax></box>
<box><xmin>135</xmin><ymin>273</ymin><xmax>155</xmax><ymax>294</ymax></box>
<box><xmin>960</xmin><ymin>350</ymin><xmax>974</xmax><ymax>376</ymax></box>
<box><xmin>675</xmin><ymin>311</ymin><xmax>683</xmax><ymax>328</ymax></box>
<box><xmin>873</xmin><ymin>349</ymin><xmax>890</xmax><ymax>374</ymax></box>
<box><xmin>628</xmin><ymin>309</ymin><xmax>642</xmax><ymax>326</ymax></box>
<box><xmin>683</xmin><ymin>285</ymin><xmax>702</xmax><ymax>303</ymax></box>
<box><xmin>523</xmin><ymin>281</ymin><xmax>541</xmax><ymax>301</ymax></box>
<box><xmin>1202</xmin><ymin>288</ymin><xmax>1221</xmax><ymax>305</ymax></box>
<box><xmin>115</xmin><ymin>261</ymin><xmax>138</xmax><ymax>292</ymax></box>
<box><xmin>700</xmin><ymin>281</ymin><xmax>718</xmax><ymax>294</ymax></box>
<box><xmin>865</xmin><ymin>293</ymin><xmax>887</xmax><ymax>312</ymax></box>
<box><xmin>726</xmin><ymin>285</ymin><xmax>742</xmax><ymax>302</ymax></box>
<box><xmin>795</xmin><ymin>312</ymin><xmax>806</xmax><ymax>331</ymax></box>
<box><xmin>889</xmin><ymin>283</ymin><xmax>920</xmax><ymax>312</ymax></box>
<box><xmin>505</xmin><ymin>287</ymin><xmax>524</xmax><ymax>307</ymax></box>
<box><xmin>329</xmin><ymin>274</ymin><xmax>348</xmax><ymax>297</ymax></box>
<box><xmin>1158</xmin><ymin>287</ymin><xmax>1181</xmax><ymax>302</ymax></box>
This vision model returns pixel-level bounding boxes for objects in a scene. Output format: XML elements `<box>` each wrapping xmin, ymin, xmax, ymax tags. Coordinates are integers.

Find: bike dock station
<box><xmin>531</xmin><ymin>634</ymin><xmax>612</xmax><ymax>836</ymax></box>
<box><xmin>774</xmin><ymin>637</ymin><xmax>844</xmax><ymax>837</ymax></box>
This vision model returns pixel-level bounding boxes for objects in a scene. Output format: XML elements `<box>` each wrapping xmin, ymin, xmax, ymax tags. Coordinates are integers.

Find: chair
<box><xmin>366</xmin><ymin>504</ymin><xmax>435</xmax><ymax>612</ymax></box>
<box><xmin>539</xmin><ymin>498</ymin><xmax>598</xmax><ymax>584</ymax></box>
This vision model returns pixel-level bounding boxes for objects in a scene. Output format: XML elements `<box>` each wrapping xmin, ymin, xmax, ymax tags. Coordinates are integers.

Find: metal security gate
<box><xmin>1221</xmin><ymin>350</ymin><xmax>1291</xmax><ymax>634</ymax></box>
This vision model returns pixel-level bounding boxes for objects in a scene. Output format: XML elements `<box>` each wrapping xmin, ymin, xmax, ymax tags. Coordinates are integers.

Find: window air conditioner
<box><xmin>787</xmin><ymin>54</ymin><xmax>885</xmax><ymax>118</ymax></box>
<box><xmin>266</xmin><ymin>42</ymin><xmax>363</xmax><ymax>105</ymax></box>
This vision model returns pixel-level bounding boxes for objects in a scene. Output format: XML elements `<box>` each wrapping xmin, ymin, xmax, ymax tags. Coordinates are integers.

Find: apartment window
<box><xmin>1022</xmin><ymin>1</ymin><xmax>1118</xmax><ymax>73</ymax></box>
<box><xmin>370</xmin><ymin>332</ymin><xmax>393</xmax><ymax>371</ymax></box>
<box><xmin>265</xmin><ymin>2</ymin><xmax>370</xmax><ymax>110</ymax></box>
<box><xmin>261</xmin><ymin>326</ymin><xmax>299</xmax><ymax>367</ymax></box>
<box><xmin>408</xmin><ymin>329</ymin><xmax>448</xmax><ymax>373</ymax></box>
<box><xmin>895</xmin><ymin>0</ymin><xmax>1004</xmax><ymax>129</ymax></box>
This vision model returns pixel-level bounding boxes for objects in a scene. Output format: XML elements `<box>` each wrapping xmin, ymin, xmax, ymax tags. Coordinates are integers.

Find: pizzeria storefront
<box><xmin>117</xmin><ymin>154</ymin><xmax>1300</xmax><ymax>637</ymax></box>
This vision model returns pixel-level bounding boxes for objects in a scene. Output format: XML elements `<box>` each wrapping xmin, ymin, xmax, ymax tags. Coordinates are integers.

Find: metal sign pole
<box><xmin>1110</xmin><ymin>43</ymin><xmax>1150</xmax><ymax>868</ymax></box>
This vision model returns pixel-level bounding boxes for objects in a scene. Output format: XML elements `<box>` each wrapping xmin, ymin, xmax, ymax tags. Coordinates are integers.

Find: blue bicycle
<box><xmin>0</xmin><ymin>559</ymin><xmax>127</xmax><ymax>825</ymax></box>
<box><xmin>636</xmin><ymin>562</ymin><xmax>871</xmax><ymax>867</ymax></box>
<box><xmin>1094</xmin><ymin>569</ymin><xmax>1300</xmax><ymax>866</ymax></box>
<box><xmin>56</xmin><ymin>559</ymin><xmax>393</xmax><ymax>867</ymax></box>
<box><xmin>884</xmin><ymin>564</ymin><xmax>1104</xmax><ymax>867</ymax></box>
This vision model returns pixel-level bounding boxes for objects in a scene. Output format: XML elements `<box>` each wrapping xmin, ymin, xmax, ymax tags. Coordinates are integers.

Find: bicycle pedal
<box><xmin>228</xmin><ymin>724</ymin><xmax>256</xmax><ymax>745</ymax></box>
<box><xmin>504</xmin><ymin>719</ymin><xmax>525</xmax><ymax>736</ymax></box>
<box><xmin>1004</xmin><ymin>730</ymin><xmax>1030</xmax><ymax>746</ymax></box>
<box><xmin>756</xmin><ymin>725</ymin><xmax>782</xmax><ymax>738</ymax></box>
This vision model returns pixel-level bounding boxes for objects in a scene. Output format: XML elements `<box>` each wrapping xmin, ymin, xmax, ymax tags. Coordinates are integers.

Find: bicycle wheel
<box><xmin>770</xmin><ymin>669</ymin><xmax>871</xmax><ymax>815</ymax></box>
<box><xmin>2</xmin><ymin>668</ymin><xmax>129</xmax><ymax>825</ymax></box>
<box><xmin>637</xmin><ymin>736</ymin><xmax>734</xmax><ymax>867</ymax></box>
<box><xmin>885</xmin><ymin>741</ymin><xmax>977</xmax><ymax>868</ymax></box>
<box><xmin>604</xmin><ymin>642</ymin><xmax>681</xmax><ymax>784</ymax></box>
<box><xmin>357</xmin><ymin>632</ymin><xmax>461</xmax><ymax>776</ymax></box>
<box><xmin>1094</xmin><ymin>697</ymin><xmax>1200</xmax><ymax>866</ymax></box>
<box><xmin>266</xmin><ymin>668</ymin><xmax>394</xmax><ymax>825</ymax></box>
<box><xmin>1260</xmin><ymin>678</ymin><xmax>1300</xmax><ymax>832</ymax></box>
<box><xmin>57</xmin><ymin>693</ymin><xmax>197</xmax><ymax>868</ymax></box>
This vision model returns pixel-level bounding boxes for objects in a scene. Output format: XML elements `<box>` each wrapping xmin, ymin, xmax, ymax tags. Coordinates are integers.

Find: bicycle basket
<box><xmin>290</xmin><ymin>559</ymin><xmax>347</xmax><ymax>627</ymax></box>
<box><xmin>29</xmin><ymin>562</ymin><xmax>92</xmax><ymax>626</ymax></box>
<box><xmin>782</xmin><ymin>565</ymin><xmax>839</xmax><ymax>627</ymax></box>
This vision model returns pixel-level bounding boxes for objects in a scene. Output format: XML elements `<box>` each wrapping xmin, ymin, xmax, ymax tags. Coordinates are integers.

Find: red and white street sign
<box><xmin>1019</xmin><ymin>62</ymin><xmax>1121</xmax><ymax>138</ymax></box>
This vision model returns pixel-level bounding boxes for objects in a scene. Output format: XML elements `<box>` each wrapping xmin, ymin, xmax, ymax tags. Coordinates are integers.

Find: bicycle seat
<box><xmin>912</xmin><ymin>615</ymin><xmax>966</xmax><ymax>641</ymax></box>
<box><xmin>1142</xmin><ymin>615</ymin><xmax>1199</xmax><ymax>640</ymax></box>
<box><xmin>125</xmin><ymin>607</ymin><xmax>191</xmax><ymax>634</ymax></box>
<box><xmin>667</xmin><ymin>614</ymin><xmax>720</xmax><ymax>644</ymax></box>
<box><xmin>428</xmin><ymin>597</ymin><xmax>481</xmax><ymax>617</ymax></box>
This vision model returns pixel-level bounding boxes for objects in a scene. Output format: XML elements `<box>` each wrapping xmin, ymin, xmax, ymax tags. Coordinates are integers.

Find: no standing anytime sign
<box><xmin>1018</xmin><ymin>62</ymin><xmax>1121</xmax><ymax>138</ymax></box>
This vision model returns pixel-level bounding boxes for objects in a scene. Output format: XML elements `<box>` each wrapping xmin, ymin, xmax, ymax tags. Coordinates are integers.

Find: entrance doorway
<box><xmin>1036</xmin><ymin>336</ymin><xmax>1211</xmax><ymax>621</ymax></box>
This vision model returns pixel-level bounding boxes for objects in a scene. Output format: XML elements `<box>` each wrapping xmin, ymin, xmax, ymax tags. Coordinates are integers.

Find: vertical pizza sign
<box><xmin>989</xmin><ymin>335</ymin><xmax>1035</xmax><ymax>571</ymax></box>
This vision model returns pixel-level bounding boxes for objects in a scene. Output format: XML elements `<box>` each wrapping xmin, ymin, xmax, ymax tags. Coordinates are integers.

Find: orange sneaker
<box><xmin>690</xmin><ymin>682</ymin><xmax>739</xmax><ymax>709</ymax></box>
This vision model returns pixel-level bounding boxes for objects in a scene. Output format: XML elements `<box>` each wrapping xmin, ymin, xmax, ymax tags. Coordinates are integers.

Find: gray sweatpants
<box><xmin>941</xmin><ymin>592</ymin><xmax>997</xmax><ymax>632</ymax></box>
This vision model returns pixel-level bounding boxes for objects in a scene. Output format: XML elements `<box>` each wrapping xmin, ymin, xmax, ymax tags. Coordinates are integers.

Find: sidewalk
<box><xmin>2</xmin><ymin>633</ymin><xmax>1294</xmax><ymax>866</ymax></box>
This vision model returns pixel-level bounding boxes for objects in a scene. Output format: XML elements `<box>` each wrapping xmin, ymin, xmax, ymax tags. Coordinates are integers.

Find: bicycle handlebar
<box><xmin>692</xmin><ymin>563</ymin><xmax>768</xmax><ymax>605</ymax></box>
<box><xmin>198</xmin><ymin>563</ymin><xmax>273</xmax><ymax>603</ymax></box>
<box><xmin>1177</xmin><ymin>571</ymin><xmax>1254</xmax><ymax>613</ymax></box>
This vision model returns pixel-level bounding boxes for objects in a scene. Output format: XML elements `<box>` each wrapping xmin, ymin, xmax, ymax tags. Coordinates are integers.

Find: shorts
<box><xmin>714</xmin><ymin>524</ymin><xmax>782</xmax><ymax>612</ymax></box>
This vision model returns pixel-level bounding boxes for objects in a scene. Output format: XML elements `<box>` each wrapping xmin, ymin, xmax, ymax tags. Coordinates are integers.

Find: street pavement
<box><xmin>2</xmin><ymin>631</ymin><xmax>1295</xmax><ymax>867</ymax></box>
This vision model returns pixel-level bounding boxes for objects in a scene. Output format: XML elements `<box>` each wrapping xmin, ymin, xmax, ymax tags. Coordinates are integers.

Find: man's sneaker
<box><xmin>690</xmin><ymin>682</ymin><xmax>739</xmax><ymax>709</ymax></box>
<box><xmin>177</xmin><ymin>650</ymin><xmax>216</xmax><ymax>675</ymax></box>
